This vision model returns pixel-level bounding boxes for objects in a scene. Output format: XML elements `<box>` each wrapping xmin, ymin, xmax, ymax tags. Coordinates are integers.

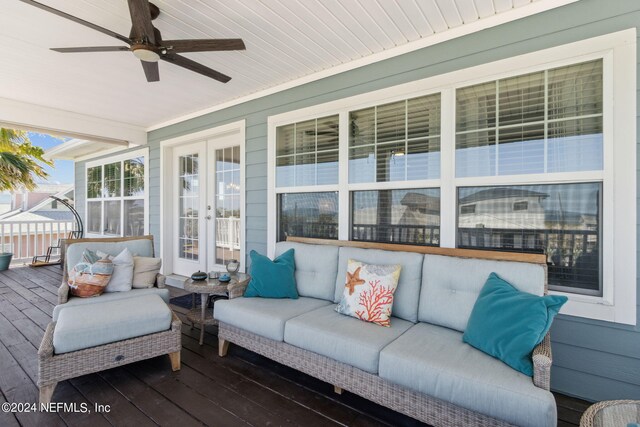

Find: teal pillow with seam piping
<box><xmin>244</xmin><ymin>249</ymin><xmax>298</xmax><ymax>299</ymax></box>
<box><xmin>462</xmin><ymin>272</ymin><xmax>568</xmax><ymax>376</ymax></box>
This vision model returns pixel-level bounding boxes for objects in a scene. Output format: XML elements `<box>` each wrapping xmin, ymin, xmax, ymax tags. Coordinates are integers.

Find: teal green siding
<box><xmin>76</xmin><ymin>0</ymin><xmax>639</xmax><ymax>401</ymax></box>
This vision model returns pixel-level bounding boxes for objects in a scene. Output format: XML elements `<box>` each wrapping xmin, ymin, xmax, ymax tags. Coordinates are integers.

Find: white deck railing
<box><xmin>0</xmin><ymin>220</ymin><xmax>75</xmax><ymax>264</ymax></box>
<box><xmin>216</xmin><ymin>217</ymin><xmax>241</xmax><ymax>250</ymax></box>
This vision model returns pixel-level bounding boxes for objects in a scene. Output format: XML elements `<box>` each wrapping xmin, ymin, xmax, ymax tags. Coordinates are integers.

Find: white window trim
<box><xmin>267</xmin><ymin>29</ymin><xmax>636</xmax><ymax>325</ymax></box>
<box><xmin>85</xmin><ymin>147</ymin><xmax>150</xmax><ymax>238</ymax></box>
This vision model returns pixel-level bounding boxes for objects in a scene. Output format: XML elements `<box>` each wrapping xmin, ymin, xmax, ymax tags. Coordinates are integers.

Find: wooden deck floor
<box><xmin>0</xmin><ymin>265</ymin><xmax>592</xmax><ymax>427</ymax></box>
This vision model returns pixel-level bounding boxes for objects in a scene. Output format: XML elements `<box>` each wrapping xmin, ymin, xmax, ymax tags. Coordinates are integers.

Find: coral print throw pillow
<box><xmin>335</xmin><ymin>259</ymin><xmax>401</xmax><ymax>327</ymax></box>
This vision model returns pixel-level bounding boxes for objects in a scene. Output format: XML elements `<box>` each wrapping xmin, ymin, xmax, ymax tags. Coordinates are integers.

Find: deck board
<box><xmin>0</xmin><ymin>265</ymin><xmax>591</xmax><ymax>427</ymax></box>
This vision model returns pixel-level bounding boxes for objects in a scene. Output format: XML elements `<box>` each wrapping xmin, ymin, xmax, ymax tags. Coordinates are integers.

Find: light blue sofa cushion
<box><xmin>53</xmin><ymin>294</ymin><xmax>172</xmax><ymax>354</ymax></box>
<box><xmin>213</xmin><ymin>296</ymin><xmax>331</xmax><ymax>341</ymax></box>
<box><xmin>378</xmin><ymin>322</ymin><xmax>557</xmax><ymax>427</ymax></box>
<box><xmin>66</xmin><ymin>239</ymin><xmax>154</xmax><ymax>272</ymax></box>
<box><xmin>333</xmin><ymin>247</ymin><xmax>423</xmax><ymax>323</ymax></box>
<box><xmin>419</xmin><ymin>255</ymin><xmax>546</xmax><ymax>331</ymax></box>
<box><xmin>275</xmin><ymin>242</ymin><xmax>339</xmax><ymax>301</ymax></box>
<box><xmin>52</xmin><ymin>287</ymin><xmax>170</xmax><ymax>321</ymax></box>
<box><xmin>284</xmin><ymin>305</ymin><xmax>413</xmax><ymax>374</ymax></box>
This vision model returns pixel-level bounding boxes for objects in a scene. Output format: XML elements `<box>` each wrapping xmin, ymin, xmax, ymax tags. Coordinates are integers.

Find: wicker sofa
<box><xmin>38</xmin><ymin>236</ymin><xmax>181</xmax><ymax>404</ymax></box>
<box><xmin>215</xmin><ymin>237</ymin><xmax>557</xmax><ymax>427</ymax></box>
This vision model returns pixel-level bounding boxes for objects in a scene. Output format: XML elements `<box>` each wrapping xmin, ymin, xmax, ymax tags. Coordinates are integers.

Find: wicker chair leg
<box><xmin>218</xmin><ymin>338</ymin><xmax>229</xmax><ymax>357</ymax></box>
<box><xmin>39</xmin><ymin>383</ymin><xmax>57</xmax><ymax>404</ymax></box>
<box><xmin>333</xmin><ymin>386</ymin><xmax>343</xmax><ymax>395</ymax></box>
<box><xmin>169</xmin><ymin>351</ymin><xmax>181</xmax><ymax>371</ymax></box>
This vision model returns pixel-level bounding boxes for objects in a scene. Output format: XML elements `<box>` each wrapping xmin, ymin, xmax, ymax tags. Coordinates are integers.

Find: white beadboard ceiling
<box><xmin>0</xmin><ymin>0</ymin><xmax>575</xmax><ymax>132</ymax></box>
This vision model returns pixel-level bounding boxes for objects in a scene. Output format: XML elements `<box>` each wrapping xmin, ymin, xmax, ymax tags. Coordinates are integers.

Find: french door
<box><xmin>172</xmin><ymin>135</ymin><xmax>242</xmax><ymax>277</ymax></box>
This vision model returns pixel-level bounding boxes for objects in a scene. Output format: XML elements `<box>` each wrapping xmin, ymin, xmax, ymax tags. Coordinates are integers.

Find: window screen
<box><xmin>277</xmin><ymin>192</ymin><xmax>338</xmax><ymax>241</ymax></box>
<box><xmin>351</xmin><ymin>188</ymin><xmax>440</xmax><ymax>246</ymax></box>
<box><xmin>457</xmin><ymin>183</ymin><xmax>602</xmax><ymax>295</ymax></box>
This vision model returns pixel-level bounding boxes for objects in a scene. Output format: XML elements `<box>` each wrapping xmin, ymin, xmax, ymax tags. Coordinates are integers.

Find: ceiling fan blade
<box><xmin>127</xmin><ymin>0</ymin><xmax>156</xmax><ymax>44</ymax></box>
<box><xmin>140</xmin><ymin>61</ymin><xmax>159</xmax><ymax>82</ymax></box>
<box><xmin>161</xmin><ymin>39</ymin><xmax>246</xmax><ymax>53</ymax></box>
<box><xmin>161</xmin><ymin>53</ymin><xmax>231</xmax><ymax>83</ymax></box>
<box><xmin>51</xmin><ymin>46</ymin><xmax>130</xmax><ymax>53</ymax></box>
<box><xmin>18</xmin><ymin>0</ymin><xmax>131</xmax><ymax>44</ymax></box>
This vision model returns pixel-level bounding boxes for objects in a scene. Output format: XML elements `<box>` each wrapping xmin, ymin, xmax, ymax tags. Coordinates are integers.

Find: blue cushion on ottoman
<box><xmin>463</xmin><ymin>273</ymin><xmax>567</xmax><ymax>376</ymax></box>
<box><xmin>53</xmin><ymin>294</ymin><xmax>172</xmax><ymax>354</ymax></box>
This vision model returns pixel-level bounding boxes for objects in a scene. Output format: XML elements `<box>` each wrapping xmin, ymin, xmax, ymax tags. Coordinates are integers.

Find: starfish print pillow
<box><xmin>335</xmin><ymin>259</ymin><xmax>402</xmax><ymax>327</ymax></box>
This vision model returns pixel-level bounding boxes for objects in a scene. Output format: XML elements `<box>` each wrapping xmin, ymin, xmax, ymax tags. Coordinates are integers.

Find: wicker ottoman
<box><xmin>38</xmin><ymin>294</ymin><xmax>182</xmax><ymax>404</ymax></box>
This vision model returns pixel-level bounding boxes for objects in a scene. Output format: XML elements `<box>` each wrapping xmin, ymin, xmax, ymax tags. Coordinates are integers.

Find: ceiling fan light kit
<box><xmin>132</xmin><ymin>45</ymin><xmax>160</xmax><ymax>62</ymax></box>
<box><xmin>20</xmin><ymin>0</ymin><xmax>245</xmax><ymax>83</ymax></box>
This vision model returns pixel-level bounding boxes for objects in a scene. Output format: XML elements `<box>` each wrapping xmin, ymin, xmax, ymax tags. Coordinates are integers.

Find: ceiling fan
<box><xmin>19</xmin><ymin>0</ymin><xmax>245</xmax><ymax>83</ymax></box>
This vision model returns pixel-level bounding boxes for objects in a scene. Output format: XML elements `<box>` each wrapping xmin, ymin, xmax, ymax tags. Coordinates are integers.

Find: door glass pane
<box><xmin>179</xmin><ymin>154</ymin><xmax>199</xmax><ymax>261</ymax></box>
<box><xmin>215</xmin><ymin>146</ymin><xmax>241</xmax><ymax>266</ymax></box>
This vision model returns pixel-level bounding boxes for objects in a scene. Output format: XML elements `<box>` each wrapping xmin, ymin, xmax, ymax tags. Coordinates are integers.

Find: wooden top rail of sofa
<box><xmin>286</xmin><ymin>236</ymin><xmax>547</xmax><ymax>265</ymax></box>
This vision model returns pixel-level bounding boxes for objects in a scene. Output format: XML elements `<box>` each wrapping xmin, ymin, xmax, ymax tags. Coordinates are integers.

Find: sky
<box><xmin>0</xmin><ymin>132</ymin><xmax>73</xmax><ymax>203</ymax></box>
<box><xmin>27</xmin><ymin>132</ymin><xmax>74</xmax><ymax>184</ymax></box>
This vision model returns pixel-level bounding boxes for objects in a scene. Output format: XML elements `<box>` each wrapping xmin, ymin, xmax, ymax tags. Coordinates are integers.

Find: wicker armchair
<box><xmin>39</xmin><ymin>236</ymin><xmax>181</xmax><ymax>404</ymax></box>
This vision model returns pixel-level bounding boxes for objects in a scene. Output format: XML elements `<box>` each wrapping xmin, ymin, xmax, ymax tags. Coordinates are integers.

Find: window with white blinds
<box><xmin>269</xmin><ymin>30</ymin><xmax>637</xmax><ymax>322</ymax></box>
<box><xmin>456</xmin><ymin>60</ymin><xmax>603</xmax><ymax>177</ymax></box>
<box><xmin>349</xmin><ymin>94</ymin><xmax>441</xmax><ymax>183</ymax></box>
<box><xmin>86</xmin><ymin>150</ymin><xmax>147</xmax><ymax>238</ymax></box>
<box><xmin>276</xmin><ymin>115</ymin><xmax>339</xmax><ymax>187</ymax></box>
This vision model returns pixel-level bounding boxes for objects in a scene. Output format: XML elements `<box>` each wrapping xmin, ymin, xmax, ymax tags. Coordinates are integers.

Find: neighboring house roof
<box><xmin>0</xmin><ymin>209</ymin><xmax>21</xmax><ymax>221</ymax></box>
<box><xmin>459</xmin><ymin>188</ymin><xmax>549</xmax><ymax>205</ymax></box>
<box><xmin>28</xmin><ymin>183</ymin><xmax>73</xmax><ymax>195</ymax></box>
<box><xmin>27</xmin><ymin>185</ymin><xmax>74</xmax><ymax>213</ymax></box>
<box><xmin>0</xmin><ymin>203</ymin><xmax>12</xmax><ymax>216</ymax></box>
<box><xmin>0</xmin><ymin>211</ymin><xmax>59</xmax><ymax>222</ymax></box>
<box><xmin>32</xmin><ymin>211</ymin><xmax>75</xmax><ymax>221</ymax></box>
<box><xmin>1</xmin><ymin>185</ymin><xmax>74</xmax><ymax>221</ymax></box>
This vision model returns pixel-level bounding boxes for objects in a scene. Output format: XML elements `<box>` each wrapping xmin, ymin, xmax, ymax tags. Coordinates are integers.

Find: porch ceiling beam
<box><xmin>0</xmin><ymin>97</ymin><xmax>146</xmax><ymax>146</ymax></box>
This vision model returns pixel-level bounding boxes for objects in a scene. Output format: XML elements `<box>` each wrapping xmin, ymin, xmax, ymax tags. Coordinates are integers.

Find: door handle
<box><xmin>206</xmin><ymin>215</ymin><xmax>212</xmax><ymax>220</ymax></box>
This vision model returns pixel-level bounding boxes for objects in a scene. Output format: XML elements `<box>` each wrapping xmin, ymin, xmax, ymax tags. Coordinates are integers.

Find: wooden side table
<box><xmin>580</xmin><ymin>400</ymin><xmax>640</xmax><ymax>427</ymax></box>
<box><xmin>184</xmin><ymin>273</ymin><xmax>250</xmax><ymax>345</ymax></box>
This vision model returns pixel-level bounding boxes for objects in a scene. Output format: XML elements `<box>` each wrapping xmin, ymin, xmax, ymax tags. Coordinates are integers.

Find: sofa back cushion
<box><xmin>418</xmin><ymin>255</ymin><xmax>546</xmax><ymax>332</ymax></box>
<box><xmin>275</xmin><ymin>241</ymin><xmax>338</xmax><ymax>301</ymax></box>
<box><xmin>334</xmin><ymin>247</ymin><xmax>423</xmax><ymax>323</ymax></box>
<box><xmin>66</xmin><ymin>239</ymin><xmax>154</xmax><ymax>274</ymax></box>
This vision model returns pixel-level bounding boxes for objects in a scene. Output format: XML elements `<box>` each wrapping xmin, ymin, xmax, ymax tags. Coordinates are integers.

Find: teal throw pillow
<box><xmin>462</xmin><ymin>272</ymin><xmax>568</xmax><ymax>376</ymax></box>
<box><xmin>244</xmin><ymin>249</ymin><xmax>298</xmax><ymax>299</ymax></box>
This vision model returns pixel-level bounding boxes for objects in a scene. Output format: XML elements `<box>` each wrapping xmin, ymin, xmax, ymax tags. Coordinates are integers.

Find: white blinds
<box><xmin>456</xmin><ymin>59</ymin><xmax>603</xmax><ymax>177</ymax></box>
<box><xmin>349</xmin><ymin>93</ymin><xmax>441</xmax><ymax>183</ymax></box>
<box><xmin>275</xmin><ymin>115</ymin><xmax>339</xmax><ymax>187</ymax></box>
